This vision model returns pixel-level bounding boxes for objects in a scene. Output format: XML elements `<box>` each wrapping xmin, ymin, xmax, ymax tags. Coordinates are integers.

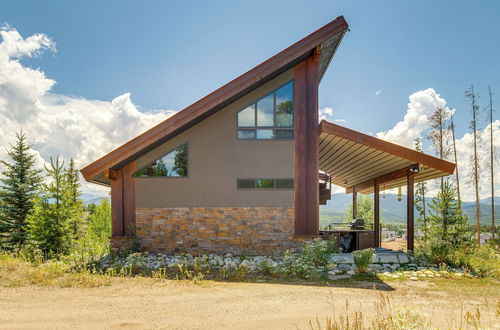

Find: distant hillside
<box><xmin>320</xmin><ymin>193</ymin><xmax>500</xmax><ymax>225</ymax></box>
<box><xmin>81</xmin><ymin>193</ymin><xmax>109</xmax><ymax>206</ymax></box>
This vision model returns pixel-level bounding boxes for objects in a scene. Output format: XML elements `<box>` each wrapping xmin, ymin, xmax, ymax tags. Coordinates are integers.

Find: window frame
<box><xmin>132</xmin><ymin>142</ymin><xmax>189</xmax><ymax>179</ymax></box>
<box><xmin>236</xmin><ymin>80</ymin><xmax>294</xmax><ymax>141</ymax></box>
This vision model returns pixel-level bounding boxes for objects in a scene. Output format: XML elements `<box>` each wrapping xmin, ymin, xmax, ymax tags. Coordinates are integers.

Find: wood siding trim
<box><xmin>81</xmin><ymin>17</ymin><xmax>349</xmax><ymax>183</ymax></box>
<box><xmin>294</xmin><ymin>56</ymin><xmax>319</xmax><ymax>236</ymax></box>
<box><xmin>346</xmin><ymin>164</ymin><xmax>419</xmax><ymax>194</ymax></box>
<box><xmin>111</xmin><ymin>168</ymin><xmax>124</xmax><ymax>237</ymax></box>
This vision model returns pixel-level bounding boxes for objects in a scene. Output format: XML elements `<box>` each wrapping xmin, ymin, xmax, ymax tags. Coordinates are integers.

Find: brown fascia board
<box><xmin>319</xmin><ymin>120</ymin><xmax>456</xmax><ymax>174</ymax></box>
<box><xmin>80</xmin><ymin>16</ymin><xmax>349</xmax><ymax>183</ymax></box>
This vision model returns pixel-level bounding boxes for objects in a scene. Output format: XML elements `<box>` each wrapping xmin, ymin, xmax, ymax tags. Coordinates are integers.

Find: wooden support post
<box><xmin>374</xmin><ymin>179</ymin><xmax>380</xmax><ymax>248</ymax></box>
<box><xmin>407</xmin><ymin>173</ymin><xmax>415</xmax><ymax>251</ymax></box>
<box><xmin>110</xmin><ymin>162</ymin><xmax>136</xmax><ymax>238</ymax></box>
<box><xmin>352</xmin><ymin>186</ymin><xmax>357</xmax><ymax>219</ymax></box>
<box><xmin>294</xmin><ymin>55</ymin><xmax>319</xmax><ymax>236</ymax></box>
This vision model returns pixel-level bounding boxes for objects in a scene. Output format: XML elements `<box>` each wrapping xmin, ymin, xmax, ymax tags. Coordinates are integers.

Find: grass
<box><xmin>0</xmin><ymin>253</ymin><xmax>111</xmax><ymax>288</ymax></box>
<box><xmin>308</xmin><ymin>293</ymin><xmax>500</xmax><ymax>330</ymax></box>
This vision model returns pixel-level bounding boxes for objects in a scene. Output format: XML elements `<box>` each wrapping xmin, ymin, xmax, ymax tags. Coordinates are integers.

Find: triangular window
<box><xmin>133</xmin><ymin>143</ymin><xmax>188</xmax><ymax>177</ymax></box>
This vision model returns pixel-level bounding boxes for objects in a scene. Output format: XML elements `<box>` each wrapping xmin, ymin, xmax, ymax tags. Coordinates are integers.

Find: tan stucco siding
<box><xmin>135</xmin><ymin>69</ymin><xmax>295</xmax><ymax>208</ymax></box>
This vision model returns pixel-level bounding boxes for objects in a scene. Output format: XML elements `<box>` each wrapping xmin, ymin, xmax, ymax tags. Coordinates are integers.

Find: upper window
<box><xmin>237</xmin><ymin>81</ymin><xmax>294</xmax><ymax>140</ymax></box>
<box><xmin>133</xmin><ymin>143</ymin><xmax>188</xmax><ymax>177</ymax></box>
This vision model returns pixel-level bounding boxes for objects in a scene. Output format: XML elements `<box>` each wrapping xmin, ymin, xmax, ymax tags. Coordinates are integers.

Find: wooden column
<box><xmin>407</xmin><ymin>173</ymin><xmax>415</xmax><ymax>251</ymax></box>
<box><xmin>374</xmin><ymin>180</ymin><xmax>380</xmax><ymax>247</ymax></box>
<box><xmin>294</xmin><ymin>55</ymin><xmax>319</xmax><ymax>236</ymax></box>
<box><xmin>352</xmin><ymin>187</ymin><xmax>357</xmax><ymax>219</ymax></box>
<box><xmin>111</xmin><ymin>168</ymin><xmax>124</xmax><ymax>237</ymax></box>
<box><xmin>110</xmin><ymin>162</ymin><xmax>136</xmax><ymax>237</ymax></box>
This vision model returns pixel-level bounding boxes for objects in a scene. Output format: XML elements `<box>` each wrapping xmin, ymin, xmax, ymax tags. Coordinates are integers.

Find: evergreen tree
<box><xmin>0</xmin><ymin>131</ymin><xmax>42</xmax><ymax>249</ymax></box>
<box><xmin>26</xmin><ymin>158</ymin><xmax>73</xmax><ymax>257</ymax></box>
<box><xmin>425</xmin><ymin>180</ymin><xmax>471</xmax><ymax>263</ymax></box>
<box><xmin>65</xmin><ymin>158</ymin><xmax>85</xmax><ymax>243</ymax></box>
<box><xmin>86</xmin><ymin>199</ymin><xmax>111</xmax><ymax>255</ymax></box>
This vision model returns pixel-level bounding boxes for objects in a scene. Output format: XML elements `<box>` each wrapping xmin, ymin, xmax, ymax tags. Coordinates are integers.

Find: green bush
<box><xmin>353</xmin><ymin>248</ymin><xmax>375</xmax><ymax>273</ymax></box>
<box><xmin>451</xmin><ymin>245</ymin><xmax>500</xmax><ymax>278</ymax></box>
<box><xmin>300</xmin><ymin>237</ymin><xmax>337</xmax><ymax>267</ymax></box>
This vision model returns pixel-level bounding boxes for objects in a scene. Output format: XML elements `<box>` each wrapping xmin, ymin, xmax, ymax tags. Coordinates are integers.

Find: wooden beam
<box><xmin>352</xmin><ymin>187</ymin><xmax>357</xmax><ymax>219</ymax></box>
<box><xmin>346</xmin><ymin>164</ymin><xmax>419</xmax><ymax>194</ymax></box>
<box><xmin>111</xmin><ymin>168</ymin><xmax>124</xmax><ymax>237</ymax></box>
<box><xmin>320</xmin><ymin>120</ymin><xmax>456</xmax><ymax>175</ymax></box>
<box><xmin>294</xmin><ymin>56</ymin><xmax>319</xmax><ymax>236</ymax></box>
<box><xmin>104</xmin><ymin>169</ymin><xmax>118</xmax><ymax>181</ymax></box>
<box><xmin>407</xmin><ymin>173</ymin><xmax>415</xmax><ymax>251</ymax></box>
<box><xmin>122</xmin><ymin>162</ymin><xmax>136</xmax><ymax>236</ymax></box>
<box><xmin>374</xmin><ymin>179</ymin><xmax>380</xmax><ymax>247</ymax></box>
<box><xmin>81</xmin><ymin>17</ymin><xmax>349</xmax><ymax>183</ymax></box>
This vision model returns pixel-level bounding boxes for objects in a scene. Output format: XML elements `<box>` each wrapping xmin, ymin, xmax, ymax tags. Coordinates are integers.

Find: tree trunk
<box><xmin>450</xmin><ymin>114</ymin><xmax>461</xmax><ymax>204</ymax></box>
<box><xmin>489</xmin><ymin>86</ymin><xmax>495</xmax><ymax>239</ymax></box>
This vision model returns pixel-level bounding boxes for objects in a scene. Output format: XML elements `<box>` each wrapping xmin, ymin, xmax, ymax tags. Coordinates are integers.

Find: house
<box><xmin>81</xmin><ymin>16</ymin><xmax>455</xmax><ymax>255</ymax></box>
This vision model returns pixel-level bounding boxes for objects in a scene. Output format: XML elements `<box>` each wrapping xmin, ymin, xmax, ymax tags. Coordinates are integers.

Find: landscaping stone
<box><xmin>328</xmin><ymin>274</ymin><xmax>352</xmax><ymax>280</ymax></box>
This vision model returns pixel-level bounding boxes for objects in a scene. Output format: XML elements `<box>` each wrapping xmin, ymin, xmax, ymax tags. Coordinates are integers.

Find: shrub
<box><xmin>352</xmin><ymin>248</ymin><xmax>375</xmax><ymax>273</ymax></box>
<box><xmin>283</xmin><ymin>250</ymin><xmax>315</xmax><ymax>279</ymax></box>
<box><xmin>451</xmin><ymin>245</ymin><xmax>500</xmax><ymax>278</ymax></box>
<box><xmin>300</xmin><ymin>237</ymin><xmax>337</xmax><ymax>267</ymax></box>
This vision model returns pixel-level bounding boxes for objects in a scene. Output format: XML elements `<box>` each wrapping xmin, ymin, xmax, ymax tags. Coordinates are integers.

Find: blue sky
<box><xmin>4</xmin><ymin>0</ymin><xmax>498</xmax><ymax>135</ymax></box>
<box><xmin>0</xmin><ymin>0</ymin><xmax>499</xmax><ymax>200</ymax></box>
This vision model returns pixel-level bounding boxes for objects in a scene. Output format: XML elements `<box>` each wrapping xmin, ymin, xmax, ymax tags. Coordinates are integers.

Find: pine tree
<box><xmin>65</xmin><ymin>158</ymin><xmax>85</xmax><ymax>244</ymax></box>
<box><xmin>0</xmin><ymin>131</ymin><xmax>42</xmax><ymax>249</ymax></box>
<box><xmin>426</xmin><ymin>180</ymin><xmax>471</xmax><ymax>263</ymax></box>
<box><xmin>449</xmin><ymin>113</ymin><xmax>461</xmax><ymax>204</ymax></box>
<box><xmin>86</xmin><ymin>199</ymin><xmax>111</xmax><ymax>255</ymax></box>
<box><xmin>26</xmin><ymin>158</ymin><xmax>73</xmax><ymax>257</ymax></box>
<box><xmin>487</xmin><ymin>86</ymin><xmax>495</xmax><ymax>239</ymax></box>
<box><xmin>344</xmin><ymin>195</ymin><xmax>374</xmax><ymax>225</ymax></box>
<box><xmin>414</xmin><ymin>138</ymin><xmax>429</xmax><ymax>244</ymax></box>
<box><xmin>465</xmin><ymin>85</ymin><xmax>482</xmax><ymax>243</ymax></box>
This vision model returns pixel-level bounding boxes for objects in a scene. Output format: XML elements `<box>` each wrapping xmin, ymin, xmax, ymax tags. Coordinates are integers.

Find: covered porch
<box><xmin>317</xmin><ymin>120</ymin><xmax>456</xmax><ymax>251</ymax></box>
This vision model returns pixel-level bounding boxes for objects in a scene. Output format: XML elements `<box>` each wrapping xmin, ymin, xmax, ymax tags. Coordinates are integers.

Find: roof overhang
<box><xmin>81</xmin><ymin>16</ymin><xmax>349</xmax><ymax>185</ymax></box>
<box><xmin>318</xmin><ymin>120</ymin><xmax>456</xmax><ymax>194</ymax></box>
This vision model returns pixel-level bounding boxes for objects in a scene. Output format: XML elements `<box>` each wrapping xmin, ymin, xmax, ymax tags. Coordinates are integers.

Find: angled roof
<box><xmin>81</xmin><ymin>16</ymin><xmax>349</xmax><ymax>185</ymax></box>
<box><xmin>318</xmin><ymin>120</ymin><xmax>456</xmax><ymax>194</ymax></box>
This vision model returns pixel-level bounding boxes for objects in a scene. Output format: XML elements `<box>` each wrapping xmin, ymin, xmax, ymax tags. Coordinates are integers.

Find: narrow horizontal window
<box><xmin>237</xmin><ymin>178</ymin><xmax>294</xmax><ymax>189</ymax></box>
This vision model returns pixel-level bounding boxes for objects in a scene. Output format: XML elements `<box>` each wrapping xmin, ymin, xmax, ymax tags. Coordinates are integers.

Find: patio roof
<box><xmin>318</xmin><ymin>120</ymin><xmax>456</xmax><ymax>194</ymax></box>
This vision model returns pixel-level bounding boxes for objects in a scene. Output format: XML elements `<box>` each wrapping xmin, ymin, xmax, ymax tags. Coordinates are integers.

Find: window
<box><xmin>237</xmin><ymin>81</ymin><xmax>293</xmax><ymax>140</ymax></box>
<box><xmin>133</xmin><ymin>143</ymin><xmax>188</xmax><ymax>177</ymax></box>
<box><xmin>237</xmin><ymin>178</ymin><xmax>294</xmax><ymax>189</ymax></box>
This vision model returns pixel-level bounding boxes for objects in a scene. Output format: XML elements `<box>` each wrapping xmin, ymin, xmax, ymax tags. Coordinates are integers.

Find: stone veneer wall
<box><xmin>135</xmin><ymin>207</ymin><xmax>299</xmax><ymax>255</ymax></box>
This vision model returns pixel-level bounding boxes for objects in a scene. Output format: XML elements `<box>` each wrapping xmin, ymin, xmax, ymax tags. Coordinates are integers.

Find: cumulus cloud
<box><xmin>376</xmin><ymin>88</ymin><xmax>448</xmax><ymax>148</ymax></box>
<box><xmin>319</xmin><ymin>107</ymin><xmax>346</xmax><ymax>123</ymax></box>
<box><xmin>0</xmin><ymin>26</ymin><xmax>176</xmax><ymax>195</ymax></box>
<box><xmin>375</xmin><ymin>88</ymin><xmax>499</xmax><ymax>202</ymax></box>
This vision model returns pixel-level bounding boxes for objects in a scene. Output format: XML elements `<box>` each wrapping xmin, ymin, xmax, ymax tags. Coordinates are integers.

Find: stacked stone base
<box><xmin>110</xmin><ymin>236</ymin><xmax>136</xmax><ymax>251</ymax></box>
<box><xmin>135</xmin><ymin>206</ymin><xmax>299</xmax><ymax>255</ymax></box>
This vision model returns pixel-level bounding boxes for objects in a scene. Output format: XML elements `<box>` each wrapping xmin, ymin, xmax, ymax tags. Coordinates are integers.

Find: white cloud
<box><xmin>319</xmin><ymin>106</ymin><xmax>346</xmax><ymax>124</ymax></box>
<box><xmin>376</xmin><ymin>88</ymin><xmax>448</xmax><ymax>148</ymax></box>
<box><xmin>374</xmin><ymin>90</ymin><xmax>382</xmax><ymax>97</ymax></box>
<box><xmin>0</xmin><ymin>26</ymin><xmax>176</xmax><ymax>195</ymax></box>
<box><xmin>375</xmin><ymin>88</ymin><xmax>499</xmax><ymax>202</ymax></box>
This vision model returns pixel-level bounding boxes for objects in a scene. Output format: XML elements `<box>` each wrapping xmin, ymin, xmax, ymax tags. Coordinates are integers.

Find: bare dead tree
<box><xmin>465</xmin><ymin>85</ymin><xmax>481</xmax><ymax>243</ymax></box>
<box><xmin>449</xmin><ymin>112</ymin><xmax>461</xmax><ymax>204</ymax></box>
<box><xmin>428</xmin><ymin>107</ymin><xmax>451</xmax><ymax>234</ymax></box>
<box><xmin>488</xmin><ymin>86</ymin><xmax>495</xmax><ymax>239</ymax></box>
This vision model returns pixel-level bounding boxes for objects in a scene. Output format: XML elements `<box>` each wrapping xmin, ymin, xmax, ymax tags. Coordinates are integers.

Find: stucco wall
<box><xmin>135</xmin><ymin>69</ymin><xmax>295</xmax><ymax>208</ymax></box>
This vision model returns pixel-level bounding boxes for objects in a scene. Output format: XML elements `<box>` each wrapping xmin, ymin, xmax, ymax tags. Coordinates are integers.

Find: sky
<box><xmin>0</xmin><ymin>0</ymin><xmax>499</xmax><ymax>201</ymax></box>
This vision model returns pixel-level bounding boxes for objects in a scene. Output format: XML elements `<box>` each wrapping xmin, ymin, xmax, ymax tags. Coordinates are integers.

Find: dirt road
<box><xmin>0</xmin><ymin>278</ymin><xmax>498</xmax><ymax>329</ymax></box>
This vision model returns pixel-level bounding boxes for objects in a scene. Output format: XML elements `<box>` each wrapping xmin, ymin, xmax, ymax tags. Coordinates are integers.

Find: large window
<box><xmin>237</xmin><ymin>178</ymin><xmax>294</xmax><ymax>189</ymax></box>
<box><xmin>237</xmin><ymin>80</ymin><xmax>294</xmax><ymax>140</ymax></box>
<box><xmin>133</xmin><ymin>143</ymin><xmax>188</xmax><ymax>177</ymax></box>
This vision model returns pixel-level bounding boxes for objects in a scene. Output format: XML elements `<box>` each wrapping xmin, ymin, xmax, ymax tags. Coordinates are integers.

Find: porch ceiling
<box><xmin>318</xmin><ymin>120</ymin><xmax>456</xmax><ymax>194</ymax></box>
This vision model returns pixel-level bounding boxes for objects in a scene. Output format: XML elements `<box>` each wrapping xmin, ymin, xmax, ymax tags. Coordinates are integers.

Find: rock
<box><xmin>398</xmin><ymin>254</ymin><xmax>410</xmax><ymax>264</ymax></box>
<box><xmin>338</xmin><ymin>263</ymin><xmax>351</xmax><ymax>270</ymax></box>
<box><xmin>328</xmin><ymin>274</ymin><xmax>352</xmax><ymax>280</ymax></box>
<box><xmin>390</xmin><ymin>264</ymin><xmax>400</xmax><ymax>270</ymax></box>
<box><xmin>223</xmin><ymin>253</ymin><xmax>233</xmax><ymax>258</ymax></box>
<box><xmin>409</xmin><ymin>277</ymin><xmax>419</xmax><ymax>281</ymax></box>
<box><xmin>346</xmin><ymin>270</ymin><xmax>355</xmax><ymax>275</ymax></box>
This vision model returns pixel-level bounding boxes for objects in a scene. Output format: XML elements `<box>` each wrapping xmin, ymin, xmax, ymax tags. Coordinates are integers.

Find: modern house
<box><xmin>81</xmin><ymin>16</ymin><xmax>455</xmax><ymax>255</ymax></box>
